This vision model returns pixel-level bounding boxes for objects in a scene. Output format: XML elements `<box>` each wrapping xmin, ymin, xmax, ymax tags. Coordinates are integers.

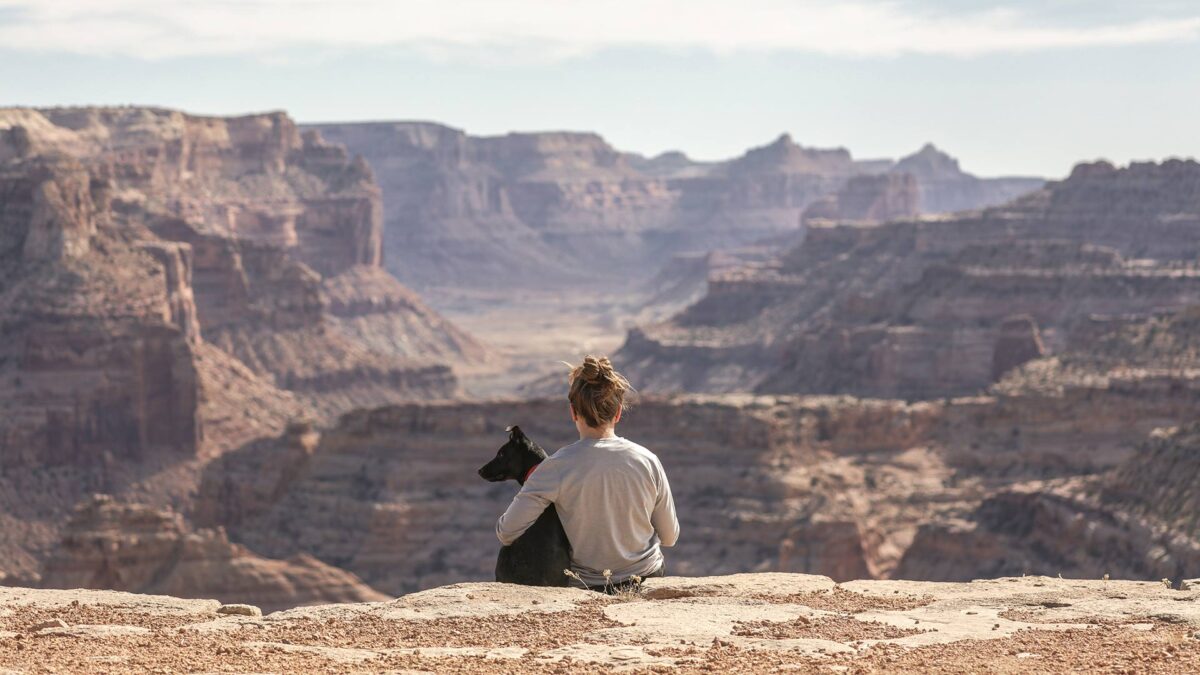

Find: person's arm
<box><xmin>496</xmin><ymin>463</ymin><xmax>559</xmax><ymax>546</ymax></box>
<box><xmin>651</xmin><ymin>458</ymin><xmax>680</xmax><ymax>547</ymax></box>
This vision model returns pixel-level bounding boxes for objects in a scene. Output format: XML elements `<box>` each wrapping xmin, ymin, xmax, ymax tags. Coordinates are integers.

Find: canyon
<box><xmin>310</xmin><ymin>121</ymin><xmax>1042</xmax><ymax>393</ymax></box>
<box><xmin>0</xmin><ymin>106</ymin><xmax>484</xmax><ymax>583</ymax></box>
<box><xmin>619</xmin><ymin>159</ymin><xmax>1200</xmax><ymax>399</ymax></box>
<box><xmin>2</xmin><ymin>103</ymin><xmax>1199</xmax><ymax>624</ymax></box>
<box><xmin>189</xmin><ymin>343</ymin><xmax>1198</xmax><ymax>595</ymax></box>
<box><xmin>309</xmin><ymin>123</ymin><xmax>1041</xmax><ymax>293</ymax></box>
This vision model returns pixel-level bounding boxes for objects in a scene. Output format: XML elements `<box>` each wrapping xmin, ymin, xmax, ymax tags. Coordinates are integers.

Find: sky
<box><xmin>2</xmin><ymin>0</ymin><xmax>1199</xmax><ymax>177</ymax></box>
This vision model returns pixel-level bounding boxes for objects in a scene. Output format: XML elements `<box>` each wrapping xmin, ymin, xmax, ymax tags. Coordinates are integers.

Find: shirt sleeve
<box><xmin>495</xmin><ymin>463</ymin><xmax>559</xmax><ymax>546</ymax></box>
<box><xmin>651</xmin><ymin>458</ymin><xmax>680</xmax><ymax>547</ymax></box>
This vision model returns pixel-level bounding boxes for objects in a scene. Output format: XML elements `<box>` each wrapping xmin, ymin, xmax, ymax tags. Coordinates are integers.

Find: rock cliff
<box><xmin>891</xmin><ymin>143</ymin><xmax>1043</xmax><ymax>214</ymax></box>
<box><xmin>0</xmin><ymin>106</ymin><xmax>483</xmax><ymax>588</ymax></box>
<box><xmin>897</xmin><ymin>422</ymin><xmax>1200</xmax><ymax>584</ymax></box>
<box><xmin>38</xmin><ymin>495</ymin><xmax>387</xmax><ymax>612</ymax></box>
<box><xmin>307</xmin><ymin>123</ymin><xmax>1042</xmax><ymax>291</ymax></box>
<box><xmin>194</xmin><ymin>359</ymin><xmax>1199</xmax><ymax>595</ymax></box>
<box><xmin>802</xmin><ymin>173</ymin><xmax>922</xmax><ymax>225</ymax></box>
<box><xmin>1</xmin><ymin>107</ymin><xmax>483</xmax><ymax>414</ymax></box>
<box><xmin>3</xmin><ymin>574</ymin><xmax>1200</xmax><ymax>673</ymax></box>
<box><xmin>619</xmin><ymin>159</ymin><xmax>1200</xmax><ymax>398</ymax></box>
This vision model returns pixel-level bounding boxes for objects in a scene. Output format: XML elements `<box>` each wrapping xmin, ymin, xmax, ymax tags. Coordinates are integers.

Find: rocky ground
<box><xmin>2</xmin><ymin>573</ymin><xmax>1200</xmax><ymax>673</ymax></box>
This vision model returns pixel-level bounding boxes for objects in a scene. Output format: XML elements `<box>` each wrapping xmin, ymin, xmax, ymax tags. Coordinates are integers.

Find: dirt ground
<box><xmin>3</xmin><ymin>574</ymin><xmax>1200</xmax><ymax>674</ymax></box>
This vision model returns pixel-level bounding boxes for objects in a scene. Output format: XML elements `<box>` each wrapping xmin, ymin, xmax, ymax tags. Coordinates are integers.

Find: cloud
<box><xmin>1</xmin><ymin>0</ymin><xmax>1198</xmax><ymax>61</ymax></box>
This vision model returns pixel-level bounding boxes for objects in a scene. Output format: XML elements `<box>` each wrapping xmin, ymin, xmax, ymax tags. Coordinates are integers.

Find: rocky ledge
<box><xmin>2</xmin><ymin>573</ymin><xmax>1199</xmax><ymax>673</ymax></box>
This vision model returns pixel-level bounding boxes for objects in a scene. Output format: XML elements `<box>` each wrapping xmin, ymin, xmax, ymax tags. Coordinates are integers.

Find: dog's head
<box><xmin>478</xmin><ymin>425</ymin><xmax>548</xmax><ymax>484</ymax></box>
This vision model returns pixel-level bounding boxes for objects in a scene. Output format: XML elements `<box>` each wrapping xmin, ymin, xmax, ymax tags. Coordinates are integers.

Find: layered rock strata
<box><xmin>891</xmin><ymin>143</ymin><xmax>1043</xmax><ymax>213</ymax></box>
<box><xmin>195</xmin><ymin>358</ymin><xmax>1199</xmax><ymax>595</ymax></box>
<box><xmin>0</xmin><ymin>106</ymin><xmax>482</xmax><ymax>583</ymax></box>
<box><xmin>801</xmin><ymin>173</ymin><xmax>921</xmax><ymax>225</ymax></box>
<box><xmin>897</xmin><ymin>422</ymin><xmax>1200</xmax><ymax>583</ymax></box>
<box><xmin>894</xmin><ymin>307</ymin><xmax>1200</xmax><ymax>582</ymax></box>
<box><xmin>620</xmin><ymin>160</ymin><xmax>1200</xmax><ymax>398</ymax></box>
<box><xmin>38</xmin><ymin>495</ymin><xmax>387</xmax><ymax>612</ymax></box>
<box><xmin>307</xmin><ymin>123</ymin><xmax>1041</xmax><ymax>290</ymax></box>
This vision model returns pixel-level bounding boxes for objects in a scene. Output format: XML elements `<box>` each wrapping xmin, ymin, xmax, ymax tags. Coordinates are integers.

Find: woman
<box><xmin>495</xmin><ymin>355</ymin><xmax>679</xmax><ymax>591</ymax></box>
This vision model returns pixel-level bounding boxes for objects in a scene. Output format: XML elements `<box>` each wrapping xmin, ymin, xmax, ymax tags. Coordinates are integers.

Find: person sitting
<box><xmin>496</xmin><ymin>355</ymin><xmax>679</xmax><ymax>591</ymax></box>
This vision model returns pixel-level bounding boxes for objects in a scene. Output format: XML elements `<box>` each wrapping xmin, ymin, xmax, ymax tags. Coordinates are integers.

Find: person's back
<box><xmin>496</xmin><ymin>355</ymin><xmax>679</xmax><ymax>589</ymax></box>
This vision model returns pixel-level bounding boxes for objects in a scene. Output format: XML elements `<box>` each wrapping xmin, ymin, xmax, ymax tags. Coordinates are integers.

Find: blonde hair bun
<box><xmin>568</xmin><ymin>355</ymin><xmax>633</xmax><ymax>428</ymax></box>
<box><xmin>579</xmin><ymin>355</ymin><xmax>615</xmax><ymax>386</ymax></box>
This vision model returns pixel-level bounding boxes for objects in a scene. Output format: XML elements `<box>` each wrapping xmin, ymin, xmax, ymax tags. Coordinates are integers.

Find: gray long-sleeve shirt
<box><xmin>495</xmin><ymin>435</ymin><xmax>679</xmax><ymax>587</ymax></box>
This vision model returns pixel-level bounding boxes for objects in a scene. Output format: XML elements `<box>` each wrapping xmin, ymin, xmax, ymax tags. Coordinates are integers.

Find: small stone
<box><xmin>216</xmin><ymin>604</ymin><xmax>262</xmax><ymax>617</ymax></box>
<box><xmin>1180</xmin><ymin>579</ymin><xmax>1200</xmax><ymax>591</ymax></box>
<box><xmin>32</xmin><ymin>618</ymin><xmax>69</xmax><ymax>631</ymax></box>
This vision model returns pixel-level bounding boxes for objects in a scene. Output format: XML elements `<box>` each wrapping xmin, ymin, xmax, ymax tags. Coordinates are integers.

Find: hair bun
<box><xmin>579</xmin><ymin>355</ymin><xmax>613</xmax><ymax>385</ymax></box>
<box><xmin>567</xmin><ymin>354</ymin><xmax>632</xmax><ymax>428</ymax></box>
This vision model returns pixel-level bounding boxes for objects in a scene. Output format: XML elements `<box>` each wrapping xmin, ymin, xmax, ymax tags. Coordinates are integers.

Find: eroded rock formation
<box><xmin>195</xmin><ymin>353</ymin><xmax>1199</xmax><ymax>594</ymax></box>
<box><xmin>897</xmin><ymin>422</ymin><xmax>1200</xmax><ymax>583</ymax></box>
<box><xmin>307</xmin><ymin>124</ymin><xmax>1041</xmax><ymax>290</ymax></box>
<box><xmin>39</xmin><ymin>495</ymin><xmax>387</xmax><ymax>612</ymax></box>
<box><xmin>620</xmin><ymin>160</ymin><xmax>1200</xmax><ymax>399</ymax></box>
<box><xmin>0</xmin><ymin>106</ymin><xmax>483</xmax><ymax>584</ymax></box>
<box><xmin>891</xmin><ymin>143</ymin><xmax>1042</xmax><ymax>214</ymax></box>
<box><xmin>801</xmin><ymin>173</ymin><xmax>921</xmax><ymax>225</ymax></box>
<box><xmin>894</xmin><ymin>308</ymin><xmax>1200</xmax><ymax>582</ymax></box>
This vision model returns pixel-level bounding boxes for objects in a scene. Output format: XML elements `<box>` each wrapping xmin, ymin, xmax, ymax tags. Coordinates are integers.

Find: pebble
<box><xmin>32</xmin><ymin>618</ymin><xmax>69</xmax><ymax>631</ymax></box>
<box><xmin>216</xmin><ymin>604</ymin><xmax>262</xmax><ymax>617</ymax></box>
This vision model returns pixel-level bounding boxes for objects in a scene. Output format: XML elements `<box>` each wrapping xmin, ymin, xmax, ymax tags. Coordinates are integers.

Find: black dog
<box><xmin>477</xmin><ymin>426</ymin><xmax>572</xmax><ymax>586</ymax></box>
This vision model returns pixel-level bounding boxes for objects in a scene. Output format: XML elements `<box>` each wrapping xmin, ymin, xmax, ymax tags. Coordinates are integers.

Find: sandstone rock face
<box><xmin>890</xmin><ymin>307</ymin><xmax>1200</xmax><ymax>582</ymax></box>
<box><xmin>1</xmin><ymin>107</ymin><xmax>480</xmax><ymax>421</ymax></box>
<box><xmin>307</xmin><ymin>124</ymin><xmax>1041</xmax><ymax>291</ymax></box>
<box><xmin>620</xmin><ymin>160</ymin><xmax>1200</xmax><ymax>399</ymax></box>
<box><xmin>891</xmin><ymin>143</ymin><xmax>1043</xmax><ymax>213</ymax></box>
<box><xmin>897</xmin><ymin>422</ymin><xmax>1200</xmax><ymax>584</ymax></box>
<box><xmin>0</xmin><ymin>107</ymin><xmax>482</xmax><ymax>584</ymax></box>
<box><xmin>195</xmin><ymin>397</ymin><xmax>934</xmax><ymax>594</ymax></box>
<box><xmin>5</xmin><ymin>575</ymin><xmax>1200</xmax><ymax>673</ymax></box>
<box><xmin>0</xmin><ymin>157</ymin><xmax>202</xmax><ymax>467</ymax></box>
<box><xmin>194</xmin><ymin>358</ymin><xmax>1199</xmax><ymax>596</ymax></box>
<box><xmin>801</xmin><ymin>173</ymin><xmax>921</xmax><ymax>225</ymax></box>
<box><xmin>39</xmin><ymin>495</ymin><xmax>387</xmax><ymax>613</ymax></box>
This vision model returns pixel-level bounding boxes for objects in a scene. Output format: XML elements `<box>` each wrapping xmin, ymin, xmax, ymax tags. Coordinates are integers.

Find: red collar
<box><xmin>522</xmin><ymin>463</ymin><xmax>539</xmax><ymax>484</ymax></box>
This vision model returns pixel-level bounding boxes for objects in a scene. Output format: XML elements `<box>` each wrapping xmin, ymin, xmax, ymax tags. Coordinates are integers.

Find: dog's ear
<box><xmin>506</xmin><ymin>425</ymin><xmax>525</xmax><ymax>440</ymax></box>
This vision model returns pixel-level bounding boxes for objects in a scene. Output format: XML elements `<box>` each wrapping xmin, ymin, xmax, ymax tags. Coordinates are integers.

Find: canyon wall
<box><xmin>308</xmin><ymin>123</ymin><xmax>1042</xmax><ymax>291</ymax></box>
<box><xmin>0</xmin><ymin>107</ymin><xmax>484</xmax><ymax>587</ymax></box>
<box><xmin>194</xmin><ymin>352</ymin><xmax>1200</xmax><ymax>594</ymax></box>
<box><xmin>619</xmin><ymin>159</ymin><xmax>1200</xmax><ymax>399</ymax></box>
<box><xmin>39</xmin><ymin>495</ymin><xmax>387</xmax><ymax>612</ymax></box>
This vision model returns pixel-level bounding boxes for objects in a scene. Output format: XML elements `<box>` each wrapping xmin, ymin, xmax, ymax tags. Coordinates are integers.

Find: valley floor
<box><xmin>425</xmin><ymin>288</ymin><xmax>635</xmax><ymax>398</ymax></box>
<box><xmin>3</xmin><ymin>573</ymin><xmax>1199</xmax><ymax>673</ymax></box>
